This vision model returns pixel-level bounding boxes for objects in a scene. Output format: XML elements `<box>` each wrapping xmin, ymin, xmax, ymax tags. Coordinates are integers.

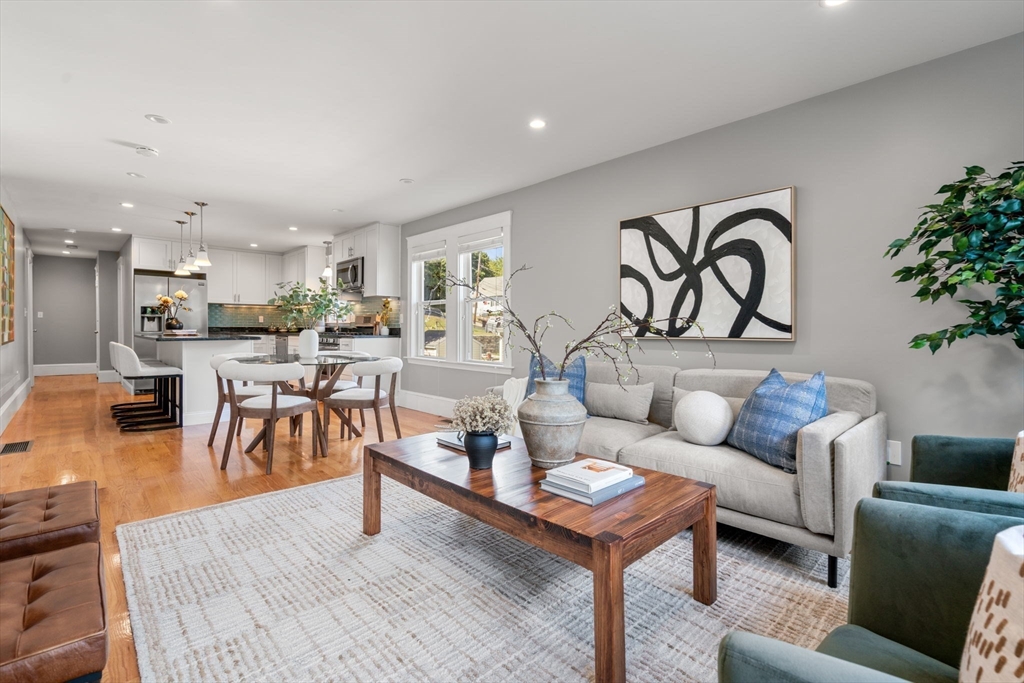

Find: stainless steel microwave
<box><xmin>337</xmin><ymin>256</ymin><xmax>363</xmax><ymax>292</ymax></box>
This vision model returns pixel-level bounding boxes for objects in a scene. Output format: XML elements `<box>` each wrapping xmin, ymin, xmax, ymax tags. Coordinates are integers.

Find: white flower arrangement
<box><xmin>450</xmin><ymin>394</ymin><xmax>514</xmax><ymax>435</ymax></box>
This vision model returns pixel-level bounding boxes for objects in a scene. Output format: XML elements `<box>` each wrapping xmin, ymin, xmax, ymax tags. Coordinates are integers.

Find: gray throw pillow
<box><xmin>584</xmin><ymin>382</ymin><xmax>654</xmax><ymax>424</ymax></box>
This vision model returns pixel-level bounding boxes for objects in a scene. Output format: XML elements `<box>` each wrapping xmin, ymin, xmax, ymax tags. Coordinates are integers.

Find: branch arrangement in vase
<box><xmin>268</xmin><ymin>278</ymin><xmax>354</xmax><ymax>329</ymax></box>
<box><xmin>155</xmin><ymin>291</ymin><xmax>192</xmax><ymax>319</ymax></box>
<box><xmin>443</xmin><ymin>265</ymin><xmax>715</xmax><ymax>385</ymax></box>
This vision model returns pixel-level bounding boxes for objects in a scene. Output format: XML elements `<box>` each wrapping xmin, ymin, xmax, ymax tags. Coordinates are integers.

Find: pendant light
<box><xmin>193</xmin><ymin>201</ymin><xmax>212</xmax><ymax>267</ymax></box>
<box><xmin>184</xmin><ymin>211</ymin><xmax>200</xmax><ymax>271</ymax></box>
<box><xmin>173</xmin><ymin>220</ymin><xmax>191</xmax><ymax>276</ymax></box>
<box><xmin>322</xmin><ymin>240</ymin><xmax>333</xmax><ymax>279</ymax></box>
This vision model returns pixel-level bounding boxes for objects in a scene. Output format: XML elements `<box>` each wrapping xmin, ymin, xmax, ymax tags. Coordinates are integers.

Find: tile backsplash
<box><xmin>209</xmin><ymin>297</ymin><xmax>400</xmax><ymax>329</ymax></box>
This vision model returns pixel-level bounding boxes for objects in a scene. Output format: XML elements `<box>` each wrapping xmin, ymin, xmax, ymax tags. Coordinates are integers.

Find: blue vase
<box><xmin>463</xmin><ymin>431</ymin><xmax>498</xmax><ymax>469</ymax></box>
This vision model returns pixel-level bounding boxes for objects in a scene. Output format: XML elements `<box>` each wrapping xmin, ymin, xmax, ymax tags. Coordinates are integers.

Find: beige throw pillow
<box><xmin>1009</xmin><ymin>431</ymin><xmax>1024</xmax><ymax>494</ymax></box>
<box><xmin>960</xmin><ymin>525</ymin><xmax>1024</xmax><ymax>683</ymax></box>
<box><xmin>584</xmin><ymin>382</ymin><xmax>654</xmax><ymax>424</ymax></box>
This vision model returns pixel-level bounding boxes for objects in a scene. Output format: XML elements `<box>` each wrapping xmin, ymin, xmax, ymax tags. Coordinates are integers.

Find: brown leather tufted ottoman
<box><xmin>0</xmin><ymin>542</ymin><xmax>108</xmax><ymax>683</ymax></box>
<box><xmin>0</xmin><ymin>481</ymin><xmax>99</xmax><ymax>560</ymax></box>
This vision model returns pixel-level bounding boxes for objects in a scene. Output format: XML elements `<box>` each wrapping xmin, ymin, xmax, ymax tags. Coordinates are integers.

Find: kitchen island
<box><xmin>134</xmin><ymin>334</ymin><xmax>260</xmax><ymax>426</ymax></box>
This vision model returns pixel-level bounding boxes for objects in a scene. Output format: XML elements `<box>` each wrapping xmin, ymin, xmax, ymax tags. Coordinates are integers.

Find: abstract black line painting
<box><xmin>620</xmin><ymin>187</ymin><xmax>794</xmax><ymax>341</ymax></box>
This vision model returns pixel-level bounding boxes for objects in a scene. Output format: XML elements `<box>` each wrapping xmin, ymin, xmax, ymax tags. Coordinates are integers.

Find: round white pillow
<box><xmin>674</xmin><ymin>390</ymin><xmax>734</xmax><ymax>446</ymax></box>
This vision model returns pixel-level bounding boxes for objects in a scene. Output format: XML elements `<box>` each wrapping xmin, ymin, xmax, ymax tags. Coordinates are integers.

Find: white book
<box><xmin>544</xmin><ymin>458</ymin><xmax>633</xmax><ymax>494</ymax></box>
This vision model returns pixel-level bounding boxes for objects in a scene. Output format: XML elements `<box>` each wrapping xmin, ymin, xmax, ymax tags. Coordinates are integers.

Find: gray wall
<box><xmin>32</xmin><ymin>255</ymin><xmax>97</xmax><ymax>365</ymax></box>
<box><xmin>97</xmin><ymin>251</ymin><xmax>118</xmax><ymax>371</ymax></box>
<box><xmin>0</xmin><ymin>182</ymin><xmax>30</xmax><ymax>433</ymax></box>
<box><xmin>401</xmin><ymin>34</ymin><xmax>1024</xmax><ymax>478</ymax></box>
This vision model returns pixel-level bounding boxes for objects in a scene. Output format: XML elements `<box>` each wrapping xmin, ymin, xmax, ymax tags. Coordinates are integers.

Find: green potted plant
<box><xmin>885</xmin><ymin>162</ymin><xmax>1023</xmax><ymax>352</ymax></box>
<box><xmin>268</xmin><ymin>278</ymin><xmax>354</xmax><ymax>357</ymax></box>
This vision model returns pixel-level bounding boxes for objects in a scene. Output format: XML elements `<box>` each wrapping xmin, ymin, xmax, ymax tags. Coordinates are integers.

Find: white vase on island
<box><xmin>298</xmin><ymin>329</ymin><xmax>319</xmax><ymax>358</ymax></box>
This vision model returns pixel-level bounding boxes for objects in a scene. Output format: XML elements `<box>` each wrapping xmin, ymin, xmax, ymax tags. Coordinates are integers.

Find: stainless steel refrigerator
<box><xmin>131</xmin><ymin>272</ymin><xmax>208</xmax><ymax>392</ymax></box>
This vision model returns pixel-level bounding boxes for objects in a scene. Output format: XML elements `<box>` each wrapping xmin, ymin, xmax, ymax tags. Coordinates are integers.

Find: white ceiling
<box><xmin>1</xmin><ymin>1</ymin><xmax>1021</xmax><ymax>254</ymax></box>
<box><xmin>23</xmin><ymin>227</ymin><xmax>128</xmax><ymax>259</ymax></box>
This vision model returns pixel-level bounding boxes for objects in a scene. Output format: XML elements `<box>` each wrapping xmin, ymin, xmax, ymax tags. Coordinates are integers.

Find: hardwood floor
<box><xmin>0</xmin><ymin>375</ymin><xmax>445</xmax><ymax>683</ymax></box>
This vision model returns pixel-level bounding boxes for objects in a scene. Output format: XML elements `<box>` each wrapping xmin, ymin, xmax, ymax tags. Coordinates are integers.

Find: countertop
<box><xmin>134</xmin><ymin>333</ymin><xmax>261</xmax><ymax>342</ymax></box>
<box><xmin>208</xmin><ymin>327</ymin><xmax>401</xmax><ymax>339</ymax></box>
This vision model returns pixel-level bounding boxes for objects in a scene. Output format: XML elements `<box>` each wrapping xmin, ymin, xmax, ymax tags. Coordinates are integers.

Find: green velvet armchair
<box><xmin>718</xmin><ymin>497</ymin><xmax>1021</xmax><ymax>683</ymax></box>
<box><xmin>874</xmin><ymin>435</ymin><xmax>1022</xmax><ymax>518</ymax></box>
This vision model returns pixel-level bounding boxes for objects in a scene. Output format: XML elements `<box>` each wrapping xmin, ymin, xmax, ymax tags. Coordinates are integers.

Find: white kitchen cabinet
<box><xmin>265</xmin><ymin>254</ymin><xmax>284</xmax><ymax>299</ymax></box>
<box><xmin>282</xmin><ymin>246</ymin><xmax>328</xmax><ymax>291</ymax></box>
<box><xmin>235</xmin><ymin>252</ymin><xmax>266</xmax><ymax>304</ymax></box>
<box><xmin>339</xmin><ymin>231</ymin><xmax>366</xmax><ymax>260</ymax></box>
<box><xmin>333</xmin><ymin>223</ymin><xmax>400</xmax><ymax>297</ymax></box>
<box><xmin>133</xmin><ymin>237</ymin><xmax>175</xmax><ymax>271</ymax></box>
<box><xmin>282</xmin><ymin>250</ymin><xmax>302</xmax><ymax>289</ymax></box>
<box><xmin>206</xmin><ymin>249</ymin><xmax>236</xmax><ymax>303</ymax></box>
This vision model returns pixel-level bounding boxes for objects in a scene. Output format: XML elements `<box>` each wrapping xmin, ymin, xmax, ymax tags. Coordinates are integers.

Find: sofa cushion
<box><xmin>577</xmin><ymin>416</ymin><xmax>666</xmax><ymax>462</ymax></box>
<box><xmin>675</xmin><ymin>368</ymin><xmax>877</xmax><ymax>419</ymax></box>
<box><xmin>586</xmin><ymin>360</ymin><xmax>679</xmax><ymax>428</ymax></box>
<box><xmin>584</xmin><ymin>382</ymin><xmax>654</xmax><ymax>424</ymax></box>
<box><xmin>618</xmin><ymin>431</ymin><xmax>804</xmax><ymax>528</ymax></box>
<box><xmin>0</xmin><ymin>542</ymin><xmax>108</xmax><ymax>683</ymax></box>
<box><xmin>727</xmin><ymin>369</ymin><xmax>828</xmax><ymax>473</ymax></box>
<box><xmin>816</xmin><ymin>625</ymin><xmax>957</xmax><ymax>683</ymax></box>
<box><xmin>0</xmin><ymin>481</ymin><xmax>100</xmax><ymax>561</ymax></box>
<box><xmin>674</xmin><ymin>390</ymin><xmax>734</xmax><ymax>445</ymax></box>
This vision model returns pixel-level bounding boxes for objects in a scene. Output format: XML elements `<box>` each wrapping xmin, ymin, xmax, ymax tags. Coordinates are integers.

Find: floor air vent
<box><xmin>0</xmin><ymin>441</ymin><xmax>32</xmax><ymax>455</ymax></box>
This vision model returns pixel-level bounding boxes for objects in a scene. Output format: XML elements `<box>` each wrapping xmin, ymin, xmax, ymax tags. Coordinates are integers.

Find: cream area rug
<box><xmin>117</xmin><ymin>475</ymin><xmax>849</xmax><ymax>682</ymax></box>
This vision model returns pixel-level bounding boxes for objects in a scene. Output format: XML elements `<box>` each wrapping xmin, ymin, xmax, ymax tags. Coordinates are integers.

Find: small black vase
<box><xmin>165</xmin><ymin>317</ymin><xmax>184</xmax><ymax>331</ymax></box>
<box><xmin>464</xmin><ymin>431</ymin><xmax>498</xmax><ymax>469</ymax></box>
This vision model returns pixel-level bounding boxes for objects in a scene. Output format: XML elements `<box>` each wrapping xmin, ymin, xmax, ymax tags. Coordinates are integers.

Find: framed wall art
<box><xmin>620</xmin><ymin>187</ymin><xmax>795</xmax><ymax>341</ymax></box>
<box><xmin>1</xmin><ymin>205</ymin><xmax>13</xmax><ymax>345</ymax></box>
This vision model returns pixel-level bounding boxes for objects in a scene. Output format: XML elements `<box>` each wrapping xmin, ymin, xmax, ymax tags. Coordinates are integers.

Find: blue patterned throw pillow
<box><xmin>526</xmin><ymin>354</ymin><xmax>586</xmax><ymax>405</ymax></box>
<box><xmin>727</xmin><ymin>369</ymin><xmax>828</xmax><ymax>473</ymax></box>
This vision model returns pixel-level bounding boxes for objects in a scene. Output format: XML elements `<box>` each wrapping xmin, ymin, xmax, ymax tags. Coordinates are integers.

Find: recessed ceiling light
<box><xmin>111</xmin><ymin>227</ymin><xmax>122</xmax><ymax>232</ymax></box>
<box><xmin>62</xmin><ymin>250</ymin><xmax>71</xmax><ymax>255</ymax></box>
<box><xmin>126</xmin><ymin>172</ymin><xmax>146</xmax><ymax>179</ymax></box>
<box><xmin>120</xmin><ymin>202</ymin><xmax>134</xmax><ymax>208</ymax></box>
<box><xmin>819</xmin><ymin>0</ymin><xmax>848</xmax><ymax>6</ymax></box>
<box><xmin>332</xmin><ymin>209</ymin><xmax>344</xmax><ymax>213</ymax></box>
<box><xmin>529</xmin><ymin>119</ymin><xmax>546</xmax><ymax>129</ymax></box>
<box><xmin>288</xmin><ymin>226</ymin><xmax>298</xmax><ymax>231</ymax></box>
<box><xmin>64</xmin><ymin>239</ymin><xmax>74</xmax><ymax>244</ymax></box>
<box><xmin>144</xmin><ymin>114</ymin><xmax>172</xmax><ymax>124</ymax></box>
<box><xmin>250</xmin><ymin>243</ymin><xmax>258</xmax><ymax>247</ymax></box>
<box><xmin>135</xmin><ymin>146</ymin><xmax>159</xmax><ymax>157</ymax></box>
<box><xmin>399</xmin><ymin>178</ymin><xmax>415</xmax><ymax>184</ymax></box>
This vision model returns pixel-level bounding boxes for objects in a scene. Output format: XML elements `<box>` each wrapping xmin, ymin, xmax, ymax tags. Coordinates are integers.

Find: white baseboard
<box><xmin>396</xmin><ymin>390</ymin><xmax>458</xmax><ymax>418</ymax></box>
<box><xmin>33</xmin><ymin>363</ymin><xmax>98</xmax><ymax>376</ymax></box>
<box><xmin>0</xmin><ymin>377</ymin><xmax>32</xmax><ymax>437</ymax></box>
<box><xmin>97</xmin><ymin>370</ymin><xmax>120</xmax><ymax>383</ymax></box>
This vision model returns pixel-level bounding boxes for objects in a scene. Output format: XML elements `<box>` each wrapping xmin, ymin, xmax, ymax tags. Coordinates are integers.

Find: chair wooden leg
<box><xmin>221</xmin><ymin>412</ymin><xmax>238</xmax><ymax>469</ymax></box>
<box><xmin>389</xmin><ymin>401</ymin><xmax>401</xmax><ymax>439</ymax></box>
<box><xmin>323</xmin><ymin>403</ymin><xmax>330</xmax><ymax>438</ymax></box>
<box><xmin>360</xmin><ymin>409</ymin><xmax>366</xmax><ymax>428</ymax></box>
<box><xmin>207</xmin><ymin>395</ymin><xmax>225</xmax><ymax>447</ymax></box>
<box><xmin>373</xmin><ymin>404</ymin><xmax>384</xmax><ymax>442</ymax></box>
<box><xmin>245</xmin><ymin>425</ymin><xmax>267</xmax><ymax>453</ymax></box>
<box><xmin>236</xmin><ymin>416</ymin><xmax>244</xmax><ymax>437</ymax></box>
<box><xmin>347</xmin><ymin>410</ymin><xmax>354</xmax><ymax>440</ymax></box>
<box><xmin>265</xmin><ymin>417</ymin><xmax>277</xmax><ymax>474</ymax></box>
<box><xmin>314</xmin><ymin>408</ymin><xmax>328</xmax><ymax>457</ymax></box>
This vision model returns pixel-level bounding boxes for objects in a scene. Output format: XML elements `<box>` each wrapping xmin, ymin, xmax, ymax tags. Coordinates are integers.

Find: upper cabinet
<box><xmin>206</xmin><ymin>249</ymin><xmax>273</xmax><ymax>304</ymax></box>
<box><xmin>281</xmin><ymin>245</ymin><xmax>327</xmax><ymax>292</ymax></box>
<box><xmin>265</xmin><ymin>254</ymin><xmax>284</xmax><ymax>299</ymax></box>
<box><xmin>235</xmin><ymin>252</ymin><xmax>267</xmax><ymax>304</ymax></box>
<box><xmin>334</xmin><ymin>223</ymin><xmax>400</xmax><ymax>297</ymax></box>
<box><xmin>205</xmin><ymin>248</ymin><xmax>236</xmax><ymax>303</ymax></box>
<box><xmin>133</xmin><ymin>237</ymin><xmax>175</xmax><ymax>271</ymax></box>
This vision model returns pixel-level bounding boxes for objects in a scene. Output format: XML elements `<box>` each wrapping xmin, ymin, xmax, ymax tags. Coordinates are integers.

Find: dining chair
<box><xmin>110</xmin><ymin>343</ymin><xmax>184</xmax><ymax>432</ymax></box>
<box><xmin>207</xmin><ymin>353</ymin><xmax>273</xmax><ymax>447</ymax></box>
<box><xmin>323</xmin><ymin>356</ymin><xmax>403</xmax><ymax>442</ymax></box>
<box><xmin>217</xmin><ymin>360</ymin><xmax>324</xmax><ymax>474</ymax></box>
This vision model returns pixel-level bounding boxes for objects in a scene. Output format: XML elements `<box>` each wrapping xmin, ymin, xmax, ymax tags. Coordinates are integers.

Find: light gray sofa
<box><xmin>499</xmin><ymin>361</ymin><xmax>888</xmax><ymax>587</ymax></box>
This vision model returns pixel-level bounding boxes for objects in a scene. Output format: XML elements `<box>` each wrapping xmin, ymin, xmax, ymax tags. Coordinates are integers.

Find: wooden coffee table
<box><xmin>362</xmin><ymin>434</ymin><xmax>717</xmax><ymax>683</ymax></box>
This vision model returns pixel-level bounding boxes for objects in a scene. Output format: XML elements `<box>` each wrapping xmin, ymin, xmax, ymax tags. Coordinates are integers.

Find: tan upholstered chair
<box><xmin>323</xmin><ymin>357</ymin><xmax>403</xmax><ymax>442</ymax></box>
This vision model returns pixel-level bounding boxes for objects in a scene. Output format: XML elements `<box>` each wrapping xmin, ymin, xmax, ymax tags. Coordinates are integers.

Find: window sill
<box><xmin>406</xmin><ymin>357</ymin><xmax>513</xmax><ymax>375</ymax></box>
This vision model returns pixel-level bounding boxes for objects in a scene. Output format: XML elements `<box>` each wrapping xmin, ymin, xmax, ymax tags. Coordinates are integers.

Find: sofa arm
<box><xmin>797</xmin><ymin>411</ymin><xmax>863</xmax><ymax>536</ymax></box>
<box><xmin>832</xmin><ymin>412</ymin><xmax>888</xmax><ymax>557</ymax></box>
<box><xmin>873</xmin><ymin>481</ymin><xmax>1024</xmax><ymax>518</ymax></box>
<box><xmin>718</xmin><ymin>631</ymin><xmax>905</xmax><ymax>683</ymax></box>
<box><xmin>848</xmin><ymin>497</ymin><xmax>1022</xmax><ymax>669</ymax></box>
<box><xmin>910</xmin><ymin>435</ymin><xmax>1014</xmax><ymax>490</ymax></box>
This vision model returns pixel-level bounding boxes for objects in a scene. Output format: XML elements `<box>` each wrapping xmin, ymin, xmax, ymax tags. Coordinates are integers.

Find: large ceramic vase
<box><xmin>298</xmin><ymin>329</ymin><xmax>319</xmax><ymax>358</ymax></box>
<box><xmin>517</xmin><ymin>379</ymin><xmax>587</xmax><ymax>469</ymax></box>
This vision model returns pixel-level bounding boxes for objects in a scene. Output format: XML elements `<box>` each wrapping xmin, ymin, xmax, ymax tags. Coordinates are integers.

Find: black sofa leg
<box><xmin>66</xmin><ymin>671</ymin><xmax>102</xmax><ymax>683</ymax></box>
<box><xmin>827</xmin><ymin>555</ymin><xmax>838</xmax><ymax>588</ymax></box>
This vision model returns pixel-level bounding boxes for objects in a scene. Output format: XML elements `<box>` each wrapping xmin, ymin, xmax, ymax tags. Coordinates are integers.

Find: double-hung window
<box><xmin>407</xmin><ymin>211</ymin><xmax>511</xmax><ymax>373</ymax></box>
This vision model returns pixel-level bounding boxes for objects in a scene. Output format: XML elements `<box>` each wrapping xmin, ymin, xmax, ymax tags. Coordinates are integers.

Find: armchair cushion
<box><xmin>873</xmin><ymin>481</ymin><xmax>1024</xmax><ymax>519</ymax></box>
<box><xmin>797</xmin><ymin>411</ymin><xmax>862</xmax><ymax>536</ymax></box>
<box><xmin>910</xmin><ymin>435</ymin><xmax>1015</xmax><ymax>490</ymax></box>
<box><xmin>816</xmin><ymin>625</ymin><xmax>957</xmax><ymax>683</ymax></box>
<box><xmin>718</xmin><ymin>631</ymin><xmax>906</xmax><ymax>683</ymax></box>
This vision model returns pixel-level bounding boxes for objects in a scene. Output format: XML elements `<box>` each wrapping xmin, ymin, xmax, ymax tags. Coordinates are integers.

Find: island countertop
<box><xmin>134</xmin><ymin>333</ymin><xmax>262</xmax><ymax>342</ymax></box>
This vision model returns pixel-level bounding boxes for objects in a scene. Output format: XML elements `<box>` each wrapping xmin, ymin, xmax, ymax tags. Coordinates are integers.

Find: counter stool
<box><xmin>323</xmin><ymin>356</ymin><xmax>403</xmax><ymax>442</ymax></box>
<box><xmin>108</xmin><ymin>341</ymin><xmax>161</xmax><ymax>417</ymax></box>
<box><xmin>207</xmin><ymin>353</ymin><xmax>273</xmax><ymax>447</ymax></box>
<box><xmin>112</xmin><ymin>344</ymin><xmax>183</xmax><ymax>432</ymax></box>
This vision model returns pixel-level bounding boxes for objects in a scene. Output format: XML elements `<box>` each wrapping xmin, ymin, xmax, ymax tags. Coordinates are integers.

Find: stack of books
<box><xmin>436</xmin><ymin>432</ymin><xmax>513</xmax><ymax>452</ymax></box>
<box><xmin>540</xmin><ymin>458</ymin><xmax>645</xmax><ymax>506</ymax></box>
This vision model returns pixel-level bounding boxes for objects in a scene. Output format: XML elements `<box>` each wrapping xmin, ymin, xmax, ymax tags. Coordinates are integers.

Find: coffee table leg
<box><xmin>692</xmin><ymin>487</ymin><xmax>717</xmax><ymax>606</ymax></box>
<box><xmin>593</xmin><ymin>538</ymin><xmax>625</xmax><ymax>683</ymax></box>
<box><xmin>363</xmin><ymin>450</ymin><xmax>381</xmax><ymax>535</ymax></box>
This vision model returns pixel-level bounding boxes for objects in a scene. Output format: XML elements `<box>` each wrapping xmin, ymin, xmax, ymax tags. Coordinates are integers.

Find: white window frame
<box><xmin>406</xmin><ymin>211</ymin><xmax>513</xmax><ymax>374</ymax></box>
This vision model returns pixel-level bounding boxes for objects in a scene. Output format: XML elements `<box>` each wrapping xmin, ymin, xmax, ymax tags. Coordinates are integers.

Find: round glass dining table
<box><xmin>237</xmin><ymin>352</ymin><xmax>381</xmax><ymax>454</ymax></box>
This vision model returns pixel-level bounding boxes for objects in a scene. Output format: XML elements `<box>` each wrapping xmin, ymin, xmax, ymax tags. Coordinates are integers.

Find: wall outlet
<box><xmin>887</xmin><ymin>440</ymin><xmax>902</xmax><ymax>466</ymax></box>
<box><xmin>37</xmin><ymin>311</ymin><xmax>43</xmax><ymax>318</ymax></box>
<box><xmin>258</xmin><ymin>315</ymin><xmax>264</xmax><ymax>323</ymax></box>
